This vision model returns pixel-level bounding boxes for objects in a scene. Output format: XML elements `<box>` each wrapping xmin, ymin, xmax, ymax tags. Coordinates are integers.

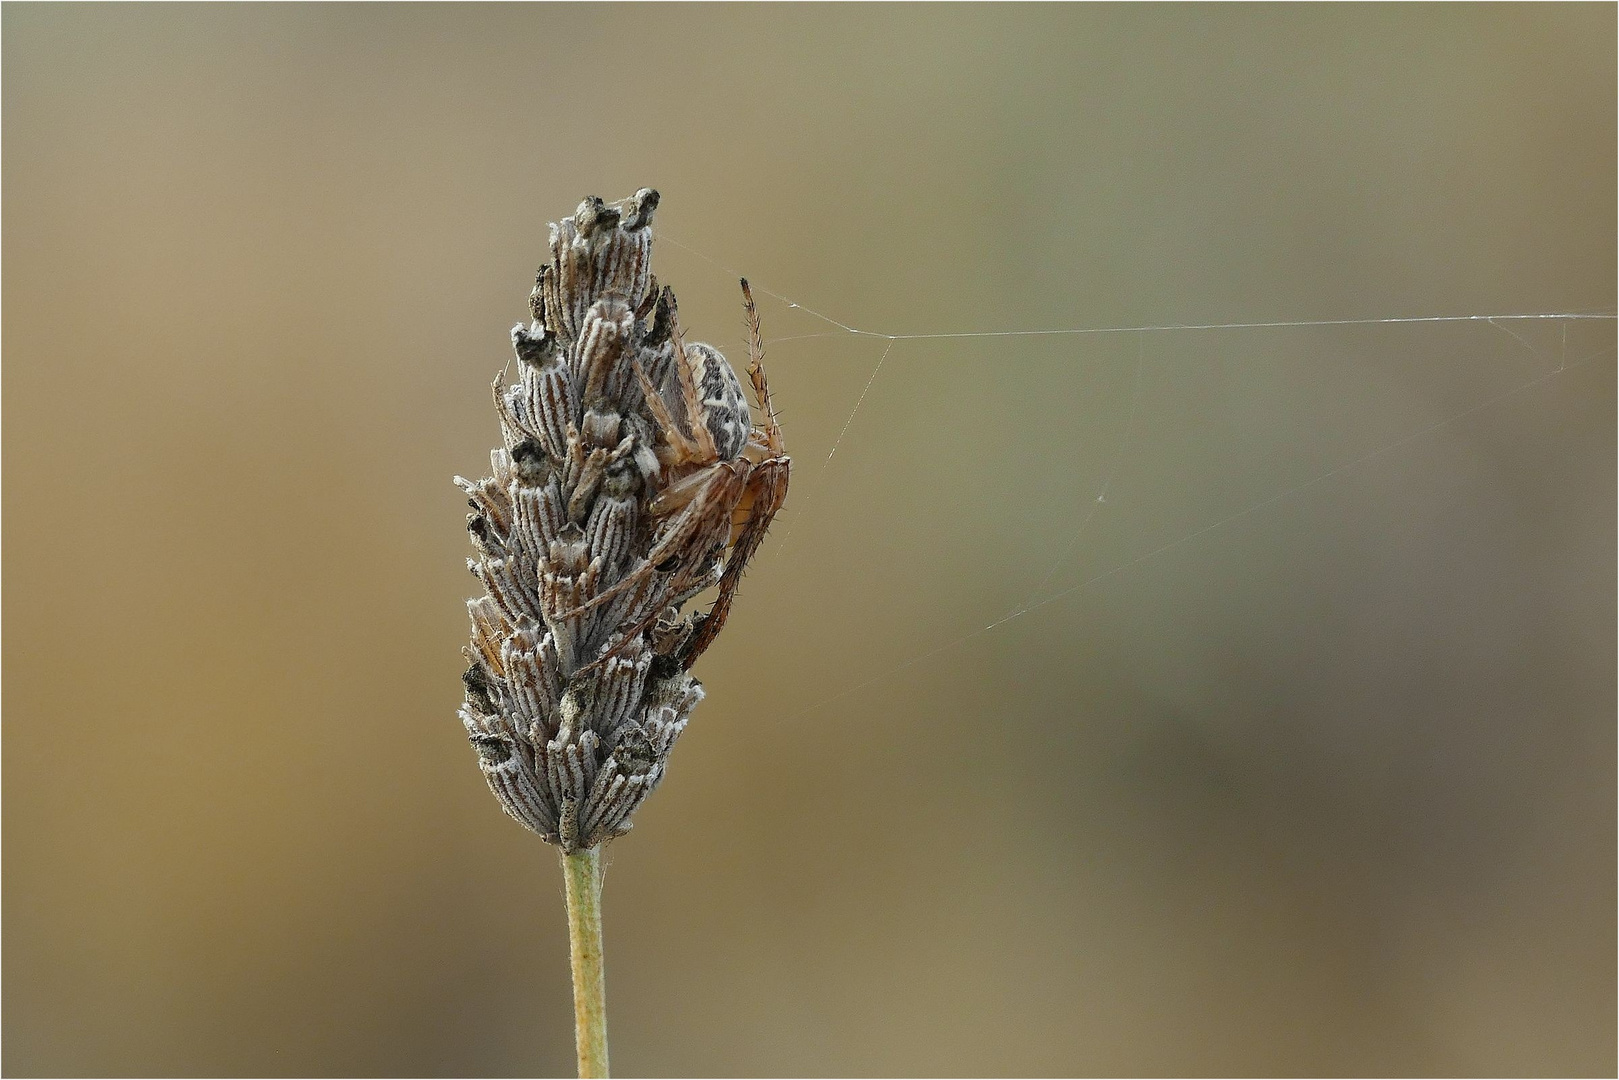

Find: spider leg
<box><xmin>740</xmin><ymin>279</ymin><xmax>784</xmax><ymax>453</ymax></box>
<box><xmin>573</xmin><ymin>512</ymin><xmax>725</xmax><ymax>675</ymax></box>
<box><xmin>667</xmin><ymin>302</ymin><xmax>720</xmax><ymax>461</ymax></box>
<box><xmin>677</xmin><ymin>455</ymin><xmax>790</xmax><ymax>668</ymax></box>
<box><xmin>574</xmin><ymin>572</ymin><xmax>687</xmax><ymax>676</ymax></box>
<box><xmin>556</xmin><ymin>467</ymin><xmax>732</xmax><ymax>621</ymax></box>
<box><xmin>632</xmin><ymin>357</ymin><xmax>697</xmax><ymax>460</ymax></box>
<box><xmin>492</xmin><ymin>367</ymin><xmax>526</xmax><ymax>447</ymax></box>
<box><xmin>652</xmin><ymin>461</ymin><xmax>730</xmax><ymax>517</ymax></box>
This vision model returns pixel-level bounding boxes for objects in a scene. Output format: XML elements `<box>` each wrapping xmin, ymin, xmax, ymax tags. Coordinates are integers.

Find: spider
<box><xmin>571</xmin><ymin>278</ymin><xmax>790</xmax><ymax>672</ymax></box>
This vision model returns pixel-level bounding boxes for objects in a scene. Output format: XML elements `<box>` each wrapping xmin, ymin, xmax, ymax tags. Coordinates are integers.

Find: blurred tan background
<box><xmin>5</xmin><ymin>4</ymin><xmax>1615</xmax><ymax>1076</ymax></box>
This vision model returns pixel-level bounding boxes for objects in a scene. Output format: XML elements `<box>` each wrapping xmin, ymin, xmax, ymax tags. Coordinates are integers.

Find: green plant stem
<box><xmin>561</xmin><ymin>847</ymin><xmax>608</xmax><ymax>1078</ymax></box>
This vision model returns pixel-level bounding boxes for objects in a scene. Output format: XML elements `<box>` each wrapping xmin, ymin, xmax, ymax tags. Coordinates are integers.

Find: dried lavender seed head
<box><xmin>622</xmin><ymin>188</ymin><xmax>659</xmax><ymax>231</ymax></box>
<box><xmin>574</xmin><ymin>196</ymin><xmax>620</xmax><ymax>238</ymax></box>
<box><xmin>529</xmin><ymin>265</ymin><xmax>548</xmax><ymax>324</ymax></box>
<box><xmin>579</xmin><ymin>409</ymin><xmax>622</xmax><ymax>449</ymax></box>
<box><xmin>512</xmin><ymin>323</ymin><xmax>559</xmax><ymax>368</ymax></box>
<box><xmin>644</xmin><ymin>287</ymin><xmax>674</xmax><ymax>348</ymax></box>
<box><xmin>611</xmin><ymin>725</ymin><xmax>655</xmax><ymax>775</ymax></box>
<box><xmin>457</xmin><ymin>190</ymin><xmax>790</xmax><ymax>850</ymax></box>
<box><xmin>472</xmin><ymin>734</ymin><xmax>513</xmax><ymax>765</ymax></box>
<box><xmin>511</xmin><ymin>439</ymin><xmax>551</xmax><ymax>486</ymax></box>
<box><xmin>602</xmin><ymin>459</ymin><xmax>640</xmax><ymax>499</ymax></box>
<box><xmin>462</xmin><ymin>663</ymin><xmax>497</xmax><ymax>713</ymax></box>
<box><xmin>466</xmin><ymin>513</ymin><xmax>501</xmax><ymax>556</ymax></box>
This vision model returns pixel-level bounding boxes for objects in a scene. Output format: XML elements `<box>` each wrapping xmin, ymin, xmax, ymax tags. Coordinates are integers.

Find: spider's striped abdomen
<box><xmin>684</xmin><ymin>343</ymin><xmax>751</xmax><ymax>461</ymax></box>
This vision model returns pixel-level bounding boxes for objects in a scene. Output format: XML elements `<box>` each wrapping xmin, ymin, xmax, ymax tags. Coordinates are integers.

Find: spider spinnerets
<box><xmin>456</xmin><ymin>189</ymin><xmax>789</xmax><ymax>852</ymax></box>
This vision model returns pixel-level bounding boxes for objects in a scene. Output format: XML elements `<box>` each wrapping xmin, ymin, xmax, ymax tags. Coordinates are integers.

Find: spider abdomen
<box><xmin>683</xmin><ymin>343</ymin><xmax>751</xmax><ymax>461</ymax></box>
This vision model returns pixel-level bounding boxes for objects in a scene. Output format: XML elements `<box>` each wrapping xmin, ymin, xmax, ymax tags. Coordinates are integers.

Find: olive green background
<box><xmin>6</xmin><ymin>4</ymin><xmax>1615</xmax><ymax>1076</ymax></box>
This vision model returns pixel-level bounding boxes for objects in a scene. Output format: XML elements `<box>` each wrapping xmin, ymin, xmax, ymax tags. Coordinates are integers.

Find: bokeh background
<box><xmin>6</xmin><ymin>4</ymin><xmax>1615</xmax><ymax>1076</ymax></box>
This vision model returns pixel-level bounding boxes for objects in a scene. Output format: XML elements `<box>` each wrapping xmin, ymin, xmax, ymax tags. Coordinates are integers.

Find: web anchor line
<box><xmin>649</xmin><ymin>231</ymin><xmax>1615</xmax><ymax>714</ymax></box>
<box><xmin>776</xmin><ymin>337</ymin><xmax>895</xmax><ymax>555</ymax></box>
<box><xmin>657</xmin><ymin>229</ymin><xmax>1613</xmax><ymax>476</ymax></box>
<box><xmin>662</xmin><ymin>230</ymin><xmax>1614</xmax><ymax>344</ymax></box>
<box><xmin>780</xmin><ymin>342</ymin><xmax>1613</xmax><ymax>723</ymax></box>
<box><xmin>1002</xmin><ymin>334</ymin><xmax>1148</xmax><ymax>623</ymax></box>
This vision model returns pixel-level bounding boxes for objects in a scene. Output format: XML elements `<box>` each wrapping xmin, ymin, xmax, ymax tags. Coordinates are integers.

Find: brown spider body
<box><xmin>575</xmin><ymin>279</ymin><xmax>790</xmax><ymax>671</ymax></box>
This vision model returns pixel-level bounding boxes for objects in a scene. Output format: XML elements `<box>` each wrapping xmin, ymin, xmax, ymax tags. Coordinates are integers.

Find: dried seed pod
<box><xmin>458</xmin><ymin>190</ymin><xmax>789</xmax><ymax>848</ymax></box>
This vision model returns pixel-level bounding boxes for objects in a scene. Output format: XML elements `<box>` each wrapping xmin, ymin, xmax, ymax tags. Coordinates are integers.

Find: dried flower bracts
<box><xmin>457</xmin><ymin>190</ymin><xmax>789</xmax><ymax>852</ymax></box>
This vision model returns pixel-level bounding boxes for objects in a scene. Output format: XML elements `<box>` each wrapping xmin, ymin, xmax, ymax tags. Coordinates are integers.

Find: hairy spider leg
<box><xmin>576</xmin><ymin>279</ymin><xmax>791</xmax><ymax>671</ymax></box>
<box><xmin>667</xmin><ymin>302</ymin><xmax>720</xmax><ymax>461</ymax></box>
<box><xmin>675</xmin><ymin>279</ymin><xmax>793</xmax><ymax>667</ymax></box>
<box><xmin>560</xmin><ymin>459</ymin><xmax>743</xmax><ymax>622</ymax></box>
<box><xmin>741</xmin><ymin>279</ymin><xmax>786</xmax><ymax>454</ymax></box>
<box><xmin>571</xmin><ymin>477</ymin><xmax>743</xmax><ymax>674</ymax></box>
<box><xmin>677</xmin><ymin>455</ymin><xmax>790</xmax><ymax>667</ymax></box>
